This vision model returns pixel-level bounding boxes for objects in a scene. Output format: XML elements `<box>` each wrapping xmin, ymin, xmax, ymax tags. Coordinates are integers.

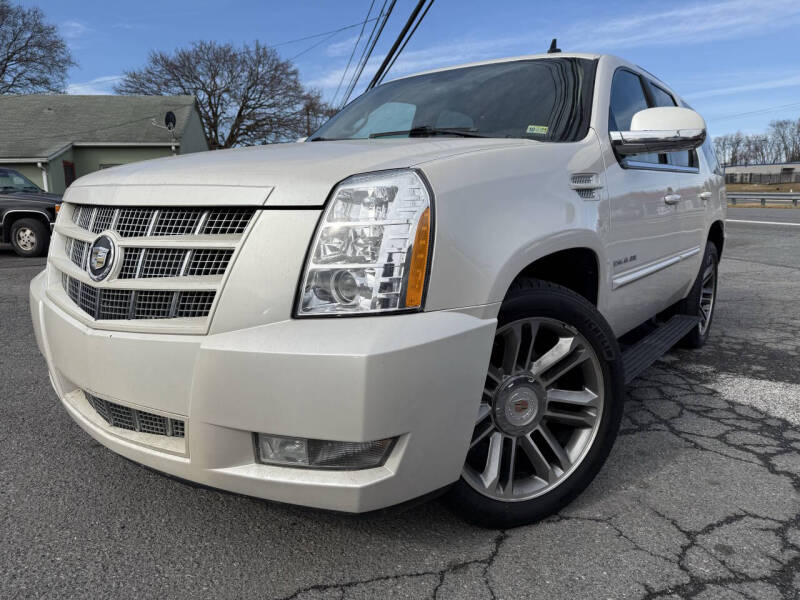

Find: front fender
<box><xmin>419</xmin><ymin>137</ymin><xmax>608</xmax><ymax>312</ymax></box>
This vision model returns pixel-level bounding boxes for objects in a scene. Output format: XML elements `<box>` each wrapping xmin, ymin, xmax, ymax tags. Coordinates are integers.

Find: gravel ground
<box><xmin>1</xmin><ymin>213</ymin><xmax>799</xmax><ymax>599</ymax></box>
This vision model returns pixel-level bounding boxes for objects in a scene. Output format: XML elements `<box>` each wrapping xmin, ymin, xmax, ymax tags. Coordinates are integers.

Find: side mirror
<box><xmin>610</xmin><ymin>107</ymin><xmax>706</xmax><ymax>154</ymax></box>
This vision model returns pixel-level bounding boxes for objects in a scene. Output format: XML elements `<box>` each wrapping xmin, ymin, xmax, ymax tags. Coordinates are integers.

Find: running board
<box><xmin>622</xmin><ymin>315</ymin><xmax>701</xmax><ymax>384</ymax></box>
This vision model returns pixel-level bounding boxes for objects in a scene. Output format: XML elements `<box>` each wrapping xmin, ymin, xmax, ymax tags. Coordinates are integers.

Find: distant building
<box><xmin>0</xmin><ymin>95</ymin><xmax>208</xmax><ymax>194</ymax></box>
<box><xmin>724</xmin><ymin>162</ymin><xmax>800</xmax><ymax>185</ymax></box>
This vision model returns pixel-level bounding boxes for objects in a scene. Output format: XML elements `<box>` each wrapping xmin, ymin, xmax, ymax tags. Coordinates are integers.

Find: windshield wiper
<box><xmin>369</xmin><ymin>126</ymin><xmax>488</xmax><ymax>139</ymax></box>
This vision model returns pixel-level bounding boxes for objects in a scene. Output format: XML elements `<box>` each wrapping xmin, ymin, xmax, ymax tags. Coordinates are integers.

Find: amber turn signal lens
<box><xmin>405</xmin><ymin>207</ymin><xmax>431</xmax><ymax>308</ymax></box>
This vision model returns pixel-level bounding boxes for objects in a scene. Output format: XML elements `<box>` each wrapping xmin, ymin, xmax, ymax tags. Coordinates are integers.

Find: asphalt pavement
<box><xmin>2</xmin><ymin>208</ymin><xmax>799</xmax><ymax>599</ymax></box>
<box><xmin>729</xmin><ymin>207</ymin><xmax>800</xmax><ymax>225</ymax></box>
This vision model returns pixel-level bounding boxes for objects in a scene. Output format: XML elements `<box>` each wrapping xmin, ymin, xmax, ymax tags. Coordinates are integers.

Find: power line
<box><xmin>377</xmin><ymin>0</ymin><xmax>435</xmax><ymax>86</ymax></box>
<box><xmin>289</xmin><ymin>30</ymin><xmax>342</xmax><ymax>61</ymax></box>
<box><xmin>271</xmin><ymin>17</ymin><xmax>380</xmax><ymax>48</ymax></box>
<box><xmin>711</xmin><ymin>102</ymin><xmax>800</xmax><ymax>122</ymax></box>
<box><xmin>339</xmin><ymin>1</ymin><xmax>390</xmax><ymax>108</ymax></box>
<box><xmin>367</xmin><ymin>0</ymin><xmax>431</xmax><ymax>90</ymax></box>
<box><xmin>332</xmin><ymin>0</ymin><xmax>377</xmax><ymax>108</ymax></box>
<box><xmin>340</xmin><ymin>0</ymin><xmax>397</xmax><ymax>108</ymax></box>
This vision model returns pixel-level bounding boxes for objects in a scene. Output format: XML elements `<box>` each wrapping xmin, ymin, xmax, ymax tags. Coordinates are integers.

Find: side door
<box><xmin>647</xmin><ymin>82</ymin><xmax>707</xmax><ymax>287</ymax></box>
<box><xmin>604</xmin><ymin>69</ymin><xmax>685</xmax><ymax>333</ymax></box>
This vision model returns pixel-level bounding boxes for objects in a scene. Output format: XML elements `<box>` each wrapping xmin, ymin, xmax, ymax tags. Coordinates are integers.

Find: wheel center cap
<box><xmin>493</xmin><ymin>376</ymin><xmax>546</xmax><ymax>434</ymax></box>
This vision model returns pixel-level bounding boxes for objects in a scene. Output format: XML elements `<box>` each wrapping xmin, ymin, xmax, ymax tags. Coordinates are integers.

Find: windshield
<box><xmin>312</xmin><ymin>57</ymin><xmax>596</xmax><ymax>142</ymax></box>
<box><xmin>0</xmin><ymin>168</ymin><xmax>41</xmax><ymax>193</ymax></box>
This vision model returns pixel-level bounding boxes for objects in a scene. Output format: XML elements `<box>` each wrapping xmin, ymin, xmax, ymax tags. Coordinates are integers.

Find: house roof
<box><xmin>0</xmin><ymin>95</ymin><xmax>198</xmax><ymax>160</ymax></box>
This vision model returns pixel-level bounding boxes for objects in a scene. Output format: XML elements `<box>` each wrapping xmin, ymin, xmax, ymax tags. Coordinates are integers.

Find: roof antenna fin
<box><xmin>547</xmin><ymin>38</ymin><xmax>561</xmax><ymax>54</ymax></box>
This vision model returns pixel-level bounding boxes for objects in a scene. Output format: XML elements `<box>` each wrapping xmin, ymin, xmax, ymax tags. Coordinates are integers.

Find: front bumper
<box><xmin>30</xmin><ymin>270</ymin><xmax>497</xmax><ymax>512</ymax></box>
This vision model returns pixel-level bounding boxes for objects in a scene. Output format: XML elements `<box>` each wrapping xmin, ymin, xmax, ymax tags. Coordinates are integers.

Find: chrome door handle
<box><xmin>663</xmin><ymin>194</ymin><xmax>681</xmax><ymax>205</ymax></box>
<box><xmin>699</xmin><ymin>191</ymin><xmax>712</xmax><ymax>201</ymax></box>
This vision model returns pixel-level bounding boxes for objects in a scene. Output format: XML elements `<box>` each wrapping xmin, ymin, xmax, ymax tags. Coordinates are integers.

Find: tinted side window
<box><xmin>649</xmin><ymin>83</ymin><xmax>694</xmax><ymax>168</ymax></box>
<box><xmin>609</xmin><ymin>70</ymin><xmax>648</xmax><ymax>130</ymax></box>
<box><xmin>609</xmin><ymin>70</ymin><xmax>659</xmax><ymax>164</ymax></box>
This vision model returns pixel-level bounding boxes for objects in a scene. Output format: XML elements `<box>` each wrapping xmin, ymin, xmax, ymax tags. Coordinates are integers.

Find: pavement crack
<box><xmin>276</xmin><ymin>530</ymin><xmax>509</xmax><ymax>600</ymax></box>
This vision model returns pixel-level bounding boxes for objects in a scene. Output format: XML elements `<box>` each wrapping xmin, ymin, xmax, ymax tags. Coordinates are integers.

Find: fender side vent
<box><xmin>570</xmin><ymin>173</ymin><xmax>602</xmax><ymax>200</ymax></box>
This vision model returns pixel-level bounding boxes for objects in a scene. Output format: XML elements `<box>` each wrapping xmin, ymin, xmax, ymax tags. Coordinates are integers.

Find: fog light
<box><xmin>257</xmin><ymin>435</ymin><xmax>308</xmax><ymax>465</ymax></box>
<box><xmin>255</xmin><ymin>434</ymin><xmax>395</xmax><ymax>470</ymax></box>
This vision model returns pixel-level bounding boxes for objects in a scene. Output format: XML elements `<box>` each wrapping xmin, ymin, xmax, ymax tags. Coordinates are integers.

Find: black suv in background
<box><xmin>0</xmin><ymin>168</ymin><xmax>61</xmax><ymax>257</ymax></box>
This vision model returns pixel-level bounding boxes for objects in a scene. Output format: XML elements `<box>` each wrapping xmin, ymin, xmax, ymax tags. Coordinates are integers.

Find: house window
<box><xmin>63</xmin><ymin>161</ymin><xmax>76</xmax><ymax>187</ymax></box>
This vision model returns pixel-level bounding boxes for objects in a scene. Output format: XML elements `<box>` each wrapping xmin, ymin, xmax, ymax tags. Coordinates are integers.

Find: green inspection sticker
<box><xmin>526</xmin><ymin>125</ymin><xmax>549</xmax><ymax>135</ymax></box>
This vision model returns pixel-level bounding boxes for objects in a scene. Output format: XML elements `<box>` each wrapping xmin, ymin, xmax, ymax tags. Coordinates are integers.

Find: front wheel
<box><xmin>10</xmin><ymin>218</ymin><xmax>49</xmax><ymax>257</ymax></box>
<box><xmin>446</xmin><ymin>279</ymin><xmax>624</xmax><ymax>528</ymax></box>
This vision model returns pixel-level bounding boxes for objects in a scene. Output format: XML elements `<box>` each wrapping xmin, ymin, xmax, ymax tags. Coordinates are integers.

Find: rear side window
<box><xmin>609</xmin><ymin>70</ymin><xmax>659</xmax><ymax>164</ymax></box>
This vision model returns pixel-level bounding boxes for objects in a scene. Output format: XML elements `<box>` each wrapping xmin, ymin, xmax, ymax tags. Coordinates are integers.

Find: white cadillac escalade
<box><xmin>30</xmin><ymin>53</ymin><xmax>725</xmax><ymax>528</ymax></box>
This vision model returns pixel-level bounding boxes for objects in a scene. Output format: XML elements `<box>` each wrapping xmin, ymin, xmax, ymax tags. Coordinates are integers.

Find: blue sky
<box><xmin>21</xmin><ymin>0</ymin><xmax>800</xmax><ymax>138</ymax></box>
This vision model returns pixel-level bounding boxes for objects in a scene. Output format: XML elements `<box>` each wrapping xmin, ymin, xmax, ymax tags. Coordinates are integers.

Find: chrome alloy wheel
<box><xmin>15</xmin><ymin>227</ymin><xmax>36</xmax><ymax>252</ymax></box>
<box><xmin>463</xmin><ymin>317</ymin><xmax>605</xmax><ymax>502</ymax></box>
<box><xmin>698</xmin><ymin>253</ymin><xmax>717</xmax><ymax>336</ymax></box>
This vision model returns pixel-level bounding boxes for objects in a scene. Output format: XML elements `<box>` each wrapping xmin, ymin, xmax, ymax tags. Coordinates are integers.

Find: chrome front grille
<box><xmin>58</xmin><ymin>203</ymin><xmax>255</xmax><ymax>328</ymax></box>
<box><xmin>66</xmin><ymin>238</ymin><xmax>89</xmax><ymax>269</ymax></box>
<box><xmin>86</xmin><ymin>392</ymin><xmax>185</xmax><ymax>437</ymax></box>
<box><xmin>114</xmin><ymin>248</ymin><xmax>234</xmax><ymax>279</ymax></box>
<box><xmin>62</xmin><ymin>274</ymin><xmax>215</xmax><ymax>320</ymax></box>
<box><xmin>134</xmin><ymin>248</ymin><xmax>184</xmax><ymax>278</ymax></box>
<box><xmin>72</xmin><ymin>205</ymin><xmax>254</xmax><ymax>237</ymax></box>
<box><xmin>114</xmin><ymin>208</ymin><xmax>152</xmax><ymax>237</ymax></box>
<box><xmin>66</xmin><ymin>242</ymin><xmax>234</xmax><ymax>281</ymax></box>
<box><xmin>151</xmin><ymin>209</ymin><xmax>202</xmax><ymax>236</ymax></box>
<box><xmin>91</xmin><ymin>207</ymin><xmax>116</xmax><ymax>233</ymax></box>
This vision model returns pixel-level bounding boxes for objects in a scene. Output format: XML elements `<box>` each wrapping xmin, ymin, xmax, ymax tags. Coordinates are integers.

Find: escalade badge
<box><xmin>87</xmin><ymin>234</ymin><xmax>116</xmax><ymax>281</ymax></box>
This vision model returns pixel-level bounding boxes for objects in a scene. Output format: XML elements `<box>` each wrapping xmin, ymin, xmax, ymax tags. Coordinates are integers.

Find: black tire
<box><xmin>10</xmin><ymin>218</ymin><xmax>49</xmax><ymax>257</ymax></box>
<box><xmin>677</xmin><ymin>242</ymin><xmax>718</xmax><ymax>349</ymax></box>
<box><xmin>445</xmin><ymin>279</ymin><xmax>625</xmax><ymax>528</ymax></box>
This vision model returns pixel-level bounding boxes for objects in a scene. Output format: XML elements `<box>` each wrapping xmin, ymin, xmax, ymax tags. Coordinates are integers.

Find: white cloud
<box><xmin>60</xmin><ymin>20</ymin><xmax>89</xmax><ymax>40</ymax></box>
<box><xmin>685</xmin><ymin>73</ymin><xmax>800</xmax><ymax>99</ymax></box>
<box><xmin>563</xmin><ymin>0</ymin><xmax>800</xmax><ymax>51</ymax></box>
<box><xmin>66</xmin><ymin>75</ymin><xmax>123</xmax><ymax>95</ymax></box>
<box><xmin>112</xmin><ymin>22</ymin><xmax>146</xmax><ymax>30</ymax></box>
<box><xmin>325</xmin><ymin>36</ymin><xmax>359</xmax><ymax>58</ymax></box>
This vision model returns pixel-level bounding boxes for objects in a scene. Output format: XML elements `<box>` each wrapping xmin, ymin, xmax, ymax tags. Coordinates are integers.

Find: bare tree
<box><xmin>0</xmin><ymin>1</ymin><xmax>75</xmax><ymax>94</ymax></box>
<box><xmin>115</xmin><ymin>41</ymin><xmax>334</xmax><ymax>149</ymax></box>
<box><xmin>299</xmin><ymin>91</ymin><xmax>338</xmax><ymax>138</ymax></box>
<box><xmin>715</xmin><ymin>117</ymin><xmax>800</xmax><ymax>166</ymax></box>
<box><xmin>768</xmin><ymin>119</ymin><xmax>800</xmax><ymax>163</ymax></box>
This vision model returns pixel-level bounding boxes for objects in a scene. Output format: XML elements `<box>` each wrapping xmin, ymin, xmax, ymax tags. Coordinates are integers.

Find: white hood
<box><xmin>68</xmin><ymin>138</ymin><xmax>528</xmax><ymax>207</ymax></box>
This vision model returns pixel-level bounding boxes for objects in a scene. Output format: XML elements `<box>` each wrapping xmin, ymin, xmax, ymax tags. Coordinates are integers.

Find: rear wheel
<box><xmin>10</xmin><ymin>218</ymin><xmax>49</xmax><ymax>257</ymax></box>
<box><xmin>446</xmin><ymin>279</ymin><xmax>624</xmax><ymax>528</ymax></box>
<box><xmin>678</xmin><ymin>241</ymin><xmax>718</xmax><ymax>349</ymax></box>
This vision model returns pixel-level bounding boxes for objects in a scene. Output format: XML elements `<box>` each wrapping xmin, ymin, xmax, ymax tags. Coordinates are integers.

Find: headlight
<box><xmin>296</xmin><ymin>169</ymin><xmax>433</xmax><ymax>316</ymax></box>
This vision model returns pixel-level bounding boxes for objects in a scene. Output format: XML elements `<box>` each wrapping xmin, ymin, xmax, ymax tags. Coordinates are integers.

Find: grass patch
<box><xmin>726</xmin><ymin>183</ymin><xmax>800</xmax><ymax>193</ymax></box>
